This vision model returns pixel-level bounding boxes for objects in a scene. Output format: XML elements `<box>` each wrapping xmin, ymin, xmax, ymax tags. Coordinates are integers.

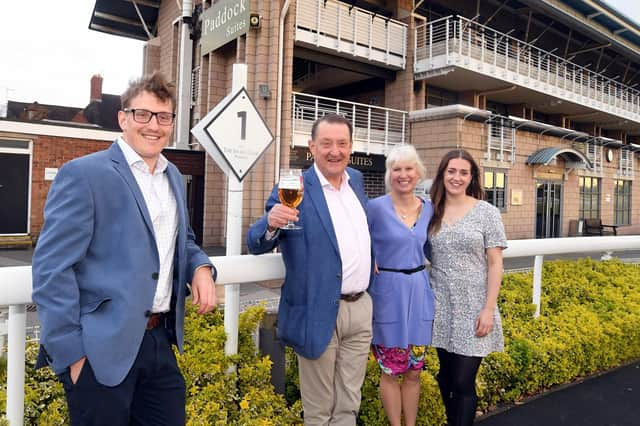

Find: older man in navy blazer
<box><xmin>32</xmin><ymin>72</ymin><xmax>217</xmax><ymax>425</ymax></box>
<box><xmin>247</xmin><ymin>114</ymin><xmax>372</xmax><ymax>425</ymax></box>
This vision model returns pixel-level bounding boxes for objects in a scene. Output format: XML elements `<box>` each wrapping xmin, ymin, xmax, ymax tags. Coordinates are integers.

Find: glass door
<box><xmin>535</xmin><ymin>181</ymin><xmax>563</xmax><ymax>238</ymax></box>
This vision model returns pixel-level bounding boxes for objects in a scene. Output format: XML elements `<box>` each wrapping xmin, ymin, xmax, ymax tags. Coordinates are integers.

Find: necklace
<box><xmin>394</xmin><ymin>199</ymin><xmax>420</xmax><ymax>220</ymax></box>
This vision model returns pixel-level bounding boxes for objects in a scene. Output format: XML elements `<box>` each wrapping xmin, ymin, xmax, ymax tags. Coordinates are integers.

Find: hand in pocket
<box><xmin>70</xmin><ymin>357</ymin><xmax>86</xmax><ymax>384</ymax></box>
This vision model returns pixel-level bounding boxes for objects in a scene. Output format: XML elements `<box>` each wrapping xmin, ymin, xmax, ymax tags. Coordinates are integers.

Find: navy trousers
<box><xmin>58</xmin><ymin>327</ymin><xmax>186</xmax><ymax>426</ymax></box>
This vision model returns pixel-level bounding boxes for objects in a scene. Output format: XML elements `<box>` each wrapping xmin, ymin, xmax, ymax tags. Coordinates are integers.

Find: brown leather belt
<box><xmin>146</xmin><ymin>313</ymin><xmax>164</xmax><ymax>330</ymax></box>
<box><xmin>340</xmin><ymin>292</ymin><xmax>365</xmax><ymax>302</ymax></box>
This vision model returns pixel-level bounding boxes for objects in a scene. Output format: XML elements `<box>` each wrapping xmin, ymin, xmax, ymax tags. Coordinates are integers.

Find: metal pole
<box><xmin>7</xmin><ymin>305</ymin><xmax>26</xmax><ymax>426</ymax></box>
<box><xmin>223</xmin><ymin>64</ymin><xmax>248</xmax><ymax>361</ymax></box>
<box><xmin>532</xmin><ymin>255</ymin><xmax>543</xmax><ymax>318</ymax></box>
<box><xmin>175</xmin><ymin>0</ymin><xmax>194</xmax><ymax>149</ymax></box>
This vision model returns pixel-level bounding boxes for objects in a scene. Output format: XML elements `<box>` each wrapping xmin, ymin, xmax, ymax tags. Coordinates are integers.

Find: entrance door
<box><xmin>0</xmin><ymin>153</ymin><xmax>30</xmax><ymax>234</ymax></box>
<box><xmin>535</xmin><ymin>181</ymin><xmax>562</xmax><ymax>238</ymax></box>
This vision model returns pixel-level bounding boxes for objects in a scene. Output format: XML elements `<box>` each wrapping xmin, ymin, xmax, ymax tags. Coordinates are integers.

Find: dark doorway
<box><xmin>0</xmin><ymin>153</ymin><xmax>30</xmax><ymax>234</ymax></box>
<box><xmin>535</xmin><ymin>181</ymin><xmax>563</xmax><ymax>238</ymax></box>
<box><xmin>163</xmin><ymin>149</ymin><xmax>205</xmax><ymax>245</ymax></box>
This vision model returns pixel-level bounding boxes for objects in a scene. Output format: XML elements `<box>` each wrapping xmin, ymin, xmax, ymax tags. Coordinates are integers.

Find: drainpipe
<box><xmin>275</xmin><ymin>0</ymin><xmax>293</xmax><ymax>183</ymax></box>
<box><xmin>176</xmin><ymin>0</ymin><xmax>194</xmax><ymax>149</ymax></box>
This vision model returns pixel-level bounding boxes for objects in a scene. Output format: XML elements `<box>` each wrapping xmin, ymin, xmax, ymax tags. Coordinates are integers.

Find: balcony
<box><xmin>415</xmin><ymin>16</ymin><xmax>640</xmax><ymax>126</ymax></box>
<box><xmin>295</xmin><ymin>0</ymin><xmax>407</xmax><ymax>70</ymax></box>
<box><xmin>292</xmin><ymin>92</ymin><xmax>407</xmax><ymax>155</ymax></box>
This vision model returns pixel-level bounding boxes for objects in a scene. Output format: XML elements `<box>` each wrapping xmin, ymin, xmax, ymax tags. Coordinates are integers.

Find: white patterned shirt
<box><xmin>314</xmin><ymin>164</ymin><xmax>371</xmax><ymax>294</ymax></box>
<box><xmin>117</xmin><ymin>138</ymin><xmax>178</xmax><ymax>313</ymax></box>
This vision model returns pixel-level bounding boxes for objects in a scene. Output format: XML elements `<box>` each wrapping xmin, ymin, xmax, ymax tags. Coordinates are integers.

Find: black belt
<box><xmin>340</xmin><ymin>292</ymin><xmax>365</xmax><ymax>302</ymax></box>
<box><xmin>378</xmin><ymin>265</ymin><xmax>426</xmax><ymax>275</ymax></box>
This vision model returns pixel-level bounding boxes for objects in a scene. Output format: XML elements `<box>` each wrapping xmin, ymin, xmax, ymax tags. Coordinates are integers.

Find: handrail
<box><xmin>295</xmin><ymin>0</ymin><xmax>407</xmax><ymax>69</ymax></box>
<box><xmin>415</xmin><ymin>15</ymin><xmax>640</xmax><ymax>117</ymax></box>
<box><xmin>291</xmin><ymin>92</ymin><xmax>408</xmax><ymax>153</ymax></box>
<box><xmin>2</xmin><ymin>236</ymin><xmax>639</xmax><ymax>424</ymax></box>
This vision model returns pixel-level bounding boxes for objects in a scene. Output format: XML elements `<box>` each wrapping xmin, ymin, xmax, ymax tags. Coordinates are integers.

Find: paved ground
<box><xmin>476</xmin><ymin>360</ymin><xmax>640</xmax><ymax>425</ymax></box>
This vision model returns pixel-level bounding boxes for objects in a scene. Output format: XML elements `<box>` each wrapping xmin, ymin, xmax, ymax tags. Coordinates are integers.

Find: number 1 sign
<box><xmin>191</xmin><ymin>86</ymin><xmax>274</xmax><ymax>182</ymax></box>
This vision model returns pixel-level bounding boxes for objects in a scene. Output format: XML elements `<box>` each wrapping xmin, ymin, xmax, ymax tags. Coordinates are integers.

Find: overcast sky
<box><xmin>0</xmin><ymin>1</ymin><xmax>143</xmax><ymax>108</ymax></box>
<box><xmin>0</xmin><ymin>1</ymin><xmax>639</xmax><ymax>109</ymax></box>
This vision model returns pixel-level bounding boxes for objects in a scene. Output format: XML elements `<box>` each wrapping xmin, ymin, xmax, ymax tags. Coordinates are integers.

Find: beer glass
<box><xmin>278</xmin><ymin>169</ymin><xmax>304</xmax><ymax>230</ymax></box>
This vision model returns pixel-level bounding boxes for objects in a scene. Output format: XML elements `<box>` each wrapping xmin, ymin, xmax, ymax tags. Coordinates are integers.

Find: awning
<box><xmin>526</xmin><ymin>147</ymin><xmax>593</xmax><ymax>168</ymax></box>
<box><xmin>89</xmin><ymin>0</ymin><xmax>160</xmax><ymax>41</ymax></box>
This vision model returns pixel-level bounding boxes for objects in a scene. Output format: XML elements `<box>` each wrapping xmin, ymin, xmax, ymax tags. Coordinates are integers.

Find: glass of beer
<box><xmin>278</xmin><ymin>169</ymin><xmax>304</xmax><ymax>230</ymax></box>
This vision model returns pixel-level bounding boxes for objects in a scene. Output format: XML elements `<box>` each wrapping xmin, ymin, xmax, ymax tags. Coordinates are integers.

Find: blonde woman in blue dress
<box><xmin>367</xmin><ymin>145</ymin><xmax>435</xmax><ymax>426</ymax></box>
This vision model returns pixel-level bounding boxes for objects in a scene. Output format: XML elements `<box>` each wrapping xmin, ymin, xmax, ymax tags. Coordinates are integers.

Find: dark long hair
<box><xmin>428</xmin><ymin>149</ymin><xmax>483</xmax><ymax>236</ymax></box>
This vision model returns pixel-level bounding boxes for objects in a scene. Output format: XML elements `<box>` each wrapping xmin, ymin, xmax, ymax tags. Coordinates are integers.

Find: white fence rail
<box><xmin>415</xmin><ymin>15</ymin><xmax>640</xmax><ymax>123</ymax></box>
<box><xmin>295</xmin><ymin>0</ymin><xmax>407</xmax><ymax>69</ymax></box>
<box><xmin>2</xmin><ymin>236</ymin><xmax>639</xmax><ymax>424</ymax></box>
<box><xmin>292</xmin><ymin>92</ymin><xmax>407</xmax><ymax>155</ymax></box>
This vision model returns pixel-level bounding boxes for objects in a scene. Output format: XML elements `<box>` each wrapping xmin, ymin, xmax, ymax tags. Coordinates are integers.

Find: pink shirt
<box><xmin>314</xmin><ymin>164</ymin><xmax>371</xmax><ymax>294</ymax></box>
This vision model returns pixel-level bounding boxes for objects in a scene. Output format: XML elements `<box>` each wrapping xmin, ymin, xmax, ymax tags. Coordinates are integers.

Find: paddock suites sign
<box><xmin>201</xmin><ymin>0</ymin><xmax>250</xmax><ymax>55</ymax></box>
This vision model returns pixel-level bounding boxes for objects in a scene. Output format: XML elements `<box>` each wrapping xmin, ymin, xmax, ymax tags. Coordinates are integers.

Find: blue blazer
<box><xmin>246</xmin><ymin>167</ymin><xmax>370</xmax><ymax>359</ymax></box>
<box><xmin>32</xmin><ymin>142</ymin><xmax>213</xmax><ymax>386</ymax></box>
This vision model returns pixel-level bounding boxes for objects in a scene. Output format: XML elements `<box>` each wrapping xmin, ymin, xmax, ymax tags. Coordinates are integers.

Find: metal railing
<box><xmin>295</xmin><ymin>0</ymin><xmax>407</xmax><ymax>69</ymax></box>
<box><xmin>2</xmin><ymin>236</ymin><xmax>639</xmax><ymax>424</ymax></box>
<box><xmin>292</xmin><ymin>92</ymin><xmax>407</xmax><ymax>155</ymax></box>
<box><xmin>415</xmin><ymin>16</ymin><xmax>640</xmax><ymax>123</ymax></box>
<box><xmin>487</xmin><ymin>116</ymin><xmax>516</xmax><ymax>163</ymax></box>
<box><xmin>620</xmin><ymin>149</ymin><xmax>634</xmax><ymax>178</ymax></box>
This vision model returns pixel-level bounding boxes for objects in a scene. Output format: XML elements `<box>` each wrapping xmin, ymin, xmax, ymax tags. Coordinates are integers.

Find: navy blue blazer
<box><xmin>246</xmin><ymin>166</ymin><xmax>370</xmax><ymax>359</ymax></box>
<box><xmin>32</xmin><ymin>142</ymin><xmax>213</xmax><ymax>386</ymax></box>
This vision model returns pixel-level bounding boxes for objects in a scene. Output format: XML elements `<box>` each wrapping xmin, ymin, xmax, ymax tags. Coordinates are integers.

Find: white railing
<box><xmin>295</xmin><ymin>0</ymin><xmax>407</xmax><ymax>69</ymax></box>
<box><xmin>620</xmin><ymin>149</ymin><xmax>634</xmax><ymax>178</ymax></box>
<box><xmin>292</xmin><ymin>92</ymin><xmax>407</xmax><ymax>155</ymax></box>
<box><xmin>415</xmin><ymin>16</ymin><xmax>640</xmax><ymax>124</ymax></box>
<box><xmin>574</xmin><ymin>140</ymin><xmax>604</xmax><ymax>173</ymax></box>
<box><xmin>2</xmin><ymin>236</ymin><xmax>639</xmax><ymax>425</ymax></box>
<box><xmin>487</xmin><ymin>116</ymin><xmax>515</xmax><ymax>163</ymax></box>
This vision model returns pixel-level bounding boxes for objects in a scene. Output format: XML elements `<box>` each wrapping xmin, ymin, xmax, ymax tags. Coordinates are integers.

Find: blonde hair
<box><xmin>384</xmin><ymin>144</ymin><xmax>426</xmax><ymax>192</ymax></box>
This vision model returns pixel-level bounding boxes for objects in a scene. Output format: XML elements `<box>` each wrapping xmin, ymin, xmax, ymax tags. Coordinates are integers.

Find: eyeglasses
<box><xmin>123</xmin><ymin>108</ymin><xmax>176</xmax><ymax>125</ymax></box>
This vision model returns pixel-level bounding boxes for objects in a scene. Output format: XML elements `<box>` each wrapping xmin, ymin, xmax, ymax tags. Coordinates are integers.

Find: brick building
<box><xmin>0</xmin><ymin>76</ymin><xmax>206</xmax><ymax>244</ymax></box>
<box><xmin>85</xmin><ymin>0</ymin><xmax>640</xmax><ymax>244</ymax></box>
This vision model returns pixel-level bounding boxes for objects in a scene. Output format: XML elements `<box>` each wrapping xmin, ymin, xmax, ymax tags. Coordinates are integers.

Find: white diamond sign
<box><xmin>191</xmin><ymin>87</ymin><xmax>273</xmax><ymax>181</ymax></box>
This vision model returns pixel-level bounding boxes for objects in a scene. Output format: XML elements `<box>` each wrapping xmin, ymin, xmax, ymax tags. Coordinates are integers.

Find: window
<box><xmin>614</xmin><ymin>180</ymin><xmax>631</xmax><ymax>225</ymax></box>
<box><xmin>483</xmin><ymin>170</ymin><xmax>507</xmax><ymax>210</ymax></box>
<box><xmin>579</xmin><ymin>176</ymin><xmax>601</xmax><ymax>219</ymax></box>
<box><xmin>426</xmin><ymin>86</ymin><xmax>457</xmax><ymax>108</ymax></box>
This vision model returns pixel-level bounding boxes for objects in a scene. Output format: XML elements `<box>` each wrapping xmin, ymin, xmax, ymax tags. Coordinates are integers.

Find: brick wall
<box><xmin>31</xmin><ymin>135</ymin><xmax>112</xmax><ymax>239</ymax></box>
<box><xmin>410</xmin><ymin>114</ymin><xmax>640</xmax><ymax>239</ymax></box>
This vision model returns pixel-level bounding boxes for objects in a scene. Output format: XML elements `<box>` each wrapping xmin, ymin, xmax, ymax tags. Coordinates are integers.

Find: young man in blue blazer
<box><xmin>247</xmin><ymin>114</ymin><xmax>373</xmax><ymax>425</ymax></box>
<box><xmin>32</xmin><ymin>72</ymin><xmax>217</xmax><ymax>425</ymax></box>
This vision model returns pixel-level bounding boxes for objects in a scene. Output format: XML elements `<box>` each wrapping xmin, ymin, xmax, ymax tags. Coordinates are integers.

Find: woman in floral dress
<box><xmin>428</xmin><ymin>149</ymin><xmax>507</xmax><ymax>426</ymax></box>
<box><xmin>367</xmin><ymin>145</ymin><xmax>435</xmax><ymax>426</ymax></box>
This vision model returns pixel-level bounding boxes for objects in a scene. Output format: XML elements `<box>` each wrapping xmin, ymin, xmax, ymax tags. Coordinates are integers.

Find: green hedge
<box><xmin>1</xmin><ymin>305</ymin><xmax>301</xmax><ymax>425</ymax></box>
<box><xmin>2</xmin><ymin>259</ymin><xmax>639</xmax><ymax>425</ymax></box>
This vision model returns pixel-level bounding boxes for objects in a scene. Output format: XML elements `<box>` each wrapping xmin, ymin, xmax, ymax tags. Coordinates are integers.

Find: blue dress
<box><xmin>367</xmin><ymin>194</ymin><xmax>435</xmax><ymax>348</ymax></box>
